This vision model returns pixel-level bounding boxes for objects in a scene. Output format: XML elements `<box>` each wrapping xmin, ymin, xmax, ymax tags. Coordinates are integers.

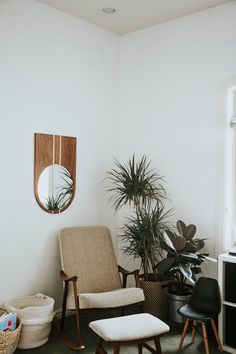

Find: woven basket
<box><xmin>140</xmin><ymin>280</ymin><xmax>168</xmax><ymax>320</ymax></box>
<box><xmin>0</xmin><ymin>309</ymin><xmax>21</xmax><ymax>354</ymax></box>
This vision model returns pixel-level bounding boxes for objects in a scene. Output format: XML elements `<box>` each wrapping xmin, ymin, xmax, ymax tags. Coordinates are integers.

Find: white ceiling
<box><xmin>38</xmin><ymin>0</ymin><xmax>232</xmax><ymax>35</ymax></box>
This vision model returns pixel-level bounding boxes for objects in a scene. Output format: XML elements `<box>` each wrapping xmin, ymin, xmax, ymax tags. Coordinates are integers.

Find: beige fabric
<box><xmin>89</xmin><ymin>313</ymin><xmax>170</xmax><ymax>342</ymax></box>
<box><xmin>66</xmin><ymin>287</ymin><xmax>145</xmax><ymax>310</ymax></box>
<box><xmin>59</xmin><ymin>226</ymin><xmax>122</xmax><ymax>306</ymax></box>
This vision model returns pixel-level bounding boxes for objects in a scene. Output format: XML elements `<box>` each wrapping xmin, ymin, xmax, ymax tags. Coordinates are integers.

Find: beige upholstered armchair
<box><xmin>57</xmin><ymin>226</ymin><xmax>145</xmax><ymax>349</ymax></box>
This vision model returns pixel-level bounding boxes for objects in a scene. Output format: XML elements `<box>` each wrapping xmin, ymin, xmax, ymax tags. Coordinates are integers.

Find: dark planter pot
<box><xmin>139</xmin><ymin>279</ymin><xmax>168</xmax><ymax>320</ymax></box>
<box><xmin>167</xmin><ymin>285</ymin><xmax>193</xmax><ymax>323</ymax></box>
<box><xmin>167</xmin><ymin>292</ymin><xmax>191</xmax><ymax>323</ymax></box>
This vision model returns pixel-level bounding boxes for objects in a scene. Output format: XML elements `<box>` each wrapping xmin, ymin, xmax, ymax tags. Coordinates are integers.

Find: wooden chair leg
<box><xmin>191</xmin><ymin>320</ymin><xmax>197</xmax><ymax>343</ymax></box>
<box><xmin>73</xmin><ymin>281</ymin><xmax>85</xmax><ymax>349</ymax></box>
<box><xmin>138</xmin><ymin>344</ymin><xmax>143</xmax><ymax>354</ymax></box>
<box><xmin>53</xmin><ymin>315</ymin><xmax>85</xmax><ymax>351</ymax></box>
<box><xmin>113</xmin><ymin>345</ymin><xmax>120</xmax><ymax>354</ymax></box>
<box><xmin>61</xmin><ymin>281</ymin><xmax>68</xmax><ymax>331</ymax></box>
<box><xmin>201</xmin><ymin>321</ymin><xmax>210</xmax><ymax>354</ymax></box>
<box><xmin>178</xmin><ymin>318</ymin><xmax>190</xmax><ymax>352</ymax></box>
<box><xmin>53</xmin><ymin>280</ymin><xmax>84</xmax><ymax>350</ymax></box>
<box><xmin>210</xmin><ymin>319</ymin><xmax>223</xmax><ymax>352</ymax></box>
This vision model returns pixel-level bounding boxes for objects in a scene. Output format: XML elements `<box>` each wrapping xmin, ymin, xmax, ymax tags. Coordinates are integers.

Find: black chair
<box><xmin>177</xmin><ymin>277</ymin><xmax>223</xmax><ymax>354</ymax></box>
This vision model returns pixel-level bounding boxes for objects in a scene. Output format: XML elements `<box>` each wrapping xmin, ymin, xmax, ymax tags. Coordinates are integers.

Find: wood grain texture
<box><xmin>34</xmin><ymin>133</ymin><xmax>76</xmax><ymax>214</ymax></box>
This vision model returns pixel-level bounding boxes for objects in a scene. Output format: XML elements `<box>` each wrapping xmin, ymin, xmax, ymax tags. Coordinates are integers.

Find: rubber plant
<box><xmin>155</xmin><ymin>220</ymin><xmax>216</xmax><ymax>295</ymax></box>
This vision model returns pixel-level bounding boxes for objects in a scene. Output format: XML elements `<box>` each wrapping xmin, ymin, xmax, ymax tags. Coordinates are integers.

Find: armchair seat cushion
<box><xmin>67</xmin><ymin>287</ymin><xmax>145</xmax><ymax>309</ymax></box>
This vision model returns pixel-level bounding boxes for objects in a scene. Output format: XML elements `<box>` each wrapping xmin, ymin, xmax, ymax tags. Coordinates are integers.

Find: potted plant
<box><xmin>120</xmin><ymin>202</ymin><xmax>172</xmax><ymax>281</ymax></box>
<box><xmin>106</xmin><ymin>155</ymin><xmax>173</xmax><ymax>319</ymax></box>
<box><xmin>155</xmin><ymin>220</ymin><xmax>216</xmax><ymax>322</ymax></box>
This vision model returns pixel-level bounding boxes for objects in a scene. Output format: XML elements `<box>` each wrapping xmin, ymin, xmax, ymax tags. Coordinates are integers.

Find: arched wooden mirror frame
<box><xmin>34</xmin><ymin>133</ymin><xmax>76</xmax><ymax>214</ymax></box>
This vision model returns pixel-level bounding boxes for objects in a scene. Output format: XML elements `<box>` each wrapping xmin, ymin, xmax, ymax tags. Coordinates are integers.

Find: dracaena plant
<box><xmin>106</xmin><ymin>155</ymin><xmax>173</xmax><ymax>280</ymax></box>
<box><xmin>120</xmin><ymin>202</ymin><xmax>173</xmax><ymax>280</ymax></box>
<box><xmin>155</xmin><ymin>220</ymin><xmax>216</xmax><ymax>294</ymax></box>
<box><xmin>44</xmin><ymin>167</ymin><xmax>73</xmax><ymax>211</ymax></box>
<box><xmin>106</xmin><ymin>155</ymin><xmax>166</xmax><ymax>210</ymax></box>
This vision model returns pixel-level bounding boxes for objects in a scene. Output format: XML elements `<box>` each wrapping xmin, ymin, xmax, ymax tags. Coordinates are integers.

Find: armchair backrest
<box><xmin>59</xmin><ymin>226</ymin><xmax>121</xmax><ymax>294</ymax></box>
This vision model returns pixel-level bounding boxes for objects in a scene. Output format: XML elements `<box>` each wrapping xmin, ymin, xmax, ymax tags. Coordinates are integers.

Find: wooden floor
<box><xmin>15</xmin><ymin>314</ymin><xmax>227</xmax><ymax>354</ymax></box>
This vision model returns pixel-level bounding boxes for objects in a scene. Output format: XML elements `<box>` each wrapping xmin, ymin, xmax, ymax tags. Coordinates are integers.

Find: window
<box><xmin>224</xmin><ymin>87</ymin><xmax>236</xmax><ymax>250</ymax></box>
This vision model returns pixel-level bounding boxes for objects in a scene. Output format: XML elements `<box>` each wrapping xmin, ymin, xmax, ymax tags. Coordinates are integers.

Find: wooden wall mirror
<box><xmin>34</xmin><ymin>133</ymin><xmax>76</xmax><ymax>214</ymax></box>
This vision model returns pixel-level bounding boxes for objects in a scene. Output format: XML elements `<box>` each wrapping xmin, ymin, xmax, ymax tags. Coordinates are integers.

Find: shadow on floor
<box><xmin>15</xmin><ymin>313</ymin><xmax>227</xmax><ymax>354</ymax></box>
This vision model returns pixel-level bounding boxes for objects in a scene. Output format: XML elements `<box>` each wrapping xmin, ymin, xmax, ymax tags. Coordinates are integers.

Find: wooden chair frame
<box><xmin>178</xmin><ymin>318</ymin><xmax>223</xmax><ymax>354</ymax></box>
<box><xmin>54</xmin><ymin>265</ymin><xmax>144</xmax><ymax>350</ymax></box>
<box><xmin>95</xmin><ymin>334</ymin><xmax>165</xmax><ymax>354</ymax></box>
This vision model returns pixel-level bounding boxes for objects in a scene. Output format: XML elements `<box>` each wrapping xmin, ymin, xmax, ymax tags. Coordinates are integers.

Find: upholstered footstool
<box><xmin>89</xmin><ymin>313</ymin><xmax>169</xmax><ymax>354</ymax></box>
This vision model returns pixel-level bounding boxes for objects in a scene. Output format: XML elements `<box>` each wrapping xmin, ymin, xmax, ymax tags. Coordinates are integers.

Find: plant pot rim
<box><xmin>139</xmin><ymin>273</ymin><xmax>168</xmax><ymax>282</ymax></box>
<box><xmin>167</xmin><ymin>284</ymin><xmax>193</xmax><ymax>296</ymax></box>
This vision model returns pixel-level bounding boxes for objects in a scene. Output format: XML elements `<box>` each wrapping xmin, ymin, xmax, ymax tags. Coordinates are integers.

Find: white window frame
<box><xmin>223</xmin><ymin>86</ymin><xmax>236</xmax><ymax>251</ymax></box>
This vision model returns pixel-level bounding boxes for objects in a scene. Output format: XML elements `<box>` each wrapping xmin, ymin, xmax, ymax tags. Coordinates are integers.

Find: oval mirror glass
<box><xmin>38</xmin><ymin>164</ymin><xmax>73</xmax><ymax>213</ymax></box>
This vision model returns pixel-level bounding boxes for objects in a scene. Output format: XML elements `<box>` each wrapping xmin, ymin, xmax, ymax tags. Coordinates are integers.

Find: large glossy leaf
<box><xmin>155</xmin><ymin>257</ymin><xmax>176</xmax><ymax>275</ymax></box>
<box><xmin>178</xmin><ymin>263</ymin><xmax>195</xmax><ymax>284</ymax></box>
<box><xmin>173</xmin><ymin>236</ymin><xmax>186</xmax><ymax>251</ymax></box>
<box><xmin>162</xmin><ymin>230</ymin><xmax>175</xmax><ymax>251</ymax></box>
<box><xmin>194</xmin><ymin>238</ymin><xmax>207</xmax><ymax>250</ymax></box>
<box><xmin>180</xmin><ymin>252</ymin><xmax>198</xmax><ymax>260</ymax></box>
<box><xmin>200</xmin><ymin>255</ymin><xmax>217</xmax><ymax>262</ymax></box>
<box><xmin>165</xmin><ymin>230</ymin><xmax>176</xmax><ymax>243</ymax></box>
<box><xmin>192</xmin><ymin>272</ymin><xmax>197</xmax><ymax>282</ymax></box>
<box><xmin>182</xmin><ymin>241</ymin><xmax>197</xmax><ymax>253</ymax></box>
<box><xmin>191</xmin><ymin>266</ymin><xmax>202</xmax><ymax>274</ymax></box>
<box><xmin>177</xmin><ymin>220</ymin><xmax>186</xmax><ymax>235</ymax></box>
<box><xmin>184</xmin><ymin>224</ymin><xmax>196</xmax><ymax>240</ymax></box>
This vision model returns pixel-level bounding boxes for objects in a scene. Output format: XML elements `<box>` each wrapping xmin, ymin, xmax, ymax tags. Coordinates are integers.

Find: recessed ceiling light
<box><xmin>102</xmin><ymin>8</ymin><xmax>116</xmax><ymax>14</ymax></box>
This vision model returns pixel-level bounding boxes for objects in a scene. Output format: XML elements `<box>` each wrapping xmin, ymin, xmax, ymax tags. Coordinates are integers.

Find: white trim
<box><xmin>59</xmin><ymin>135</ymin><xmax>62</xmax><ymax>165</ymax></box>
<box><xmin>218</xmin><ymin>253</ymin><xmax>236</xmax><ymax>354</ymax></box>
<box><xmin>230</xmin><ymin>116</ymin><xmax>236</xmax><ymax>126</ymax></box>
<box><xmin>223</xmin><ymin>87</ymin><xmax>236</xmax><ymax>251</ymax></box>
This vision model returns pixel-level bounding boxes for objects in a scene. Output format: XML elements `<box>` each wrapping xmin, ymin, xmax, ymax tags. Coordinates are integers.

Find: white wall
<box><xmin>0</xmin><ymin>0</ymin><xmax>120</xmax><ymax>307</ymax></box>
<box><xmin>119</xmin><ymin>2</ymin><xmax>236</xmax><ymax>275</ymax></box>
<box><xmin>1</xmin><ymin>0</ymin><xmax>236</xmax><ymax>306</ymax></box>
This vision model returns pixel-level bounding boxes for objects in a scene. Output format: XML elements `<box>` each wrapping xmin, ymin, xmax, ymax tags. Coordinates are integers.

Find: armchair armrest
<box><xmin>118</xmin><ymin>265</ymin><xmax>140</xmax><ymax>288</ymax></box>
<box><xmin>60</xmin><ymin>270</ymin><xmax>77</xmax><ymax>284</ymax></box>
<box><xmin>60</xmin><ymin>271</ymin><xmax>79</xmax><ymax>314</ymax></box>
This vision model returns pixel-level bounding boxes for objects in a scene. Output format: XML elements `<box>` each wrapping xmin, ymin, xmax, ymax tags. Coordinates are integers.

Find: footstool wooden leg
<box><xmin>154</xmin><ymin>337</ymin><xmax>162</xmax><ymax>354</ymax></box>
<box><xmin>178</xmin><ymin>318</ymin><xmax>190</xmax><ymax>352</ymax></box>
<box><xmin>138</xmin><ymin>344</ymin><xmax>143</xmax><ymax>354</ymax></box>
<box><xmin>96</xmin><ymin>338</ymin><xmax>107</xmax><ymax>354</ymax></box>
<box><xmin>113</xmin><ymin>344</ymin><xmax>120</xmax><ymax>354</ymax></box>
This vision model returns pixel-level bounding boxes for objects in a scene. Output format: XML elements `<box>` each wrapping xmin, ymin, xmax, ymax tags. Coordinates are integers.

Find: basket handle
<box><xmin>0</xmin><ymin>307</ymin><xmax>8</xmax><ymax>316</ymax></box>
